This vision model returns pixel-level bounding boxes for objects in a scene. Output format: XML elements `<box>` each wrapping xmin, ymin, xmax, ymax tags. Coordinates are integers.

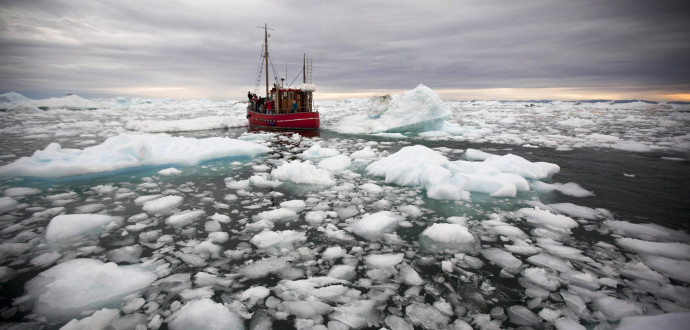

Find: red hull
<box><xmin>247</xmin><ymin>110</ymin><xmax>319</xmax><ymax>130</ymax></box>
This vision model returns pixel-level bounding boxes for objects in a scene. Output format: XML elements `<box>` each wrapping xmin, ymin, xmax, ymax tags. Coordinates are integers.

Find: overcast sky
<box><xmin>1</xmin><ymin>0</ymin><xmax>689</xmax><ymax>101</ymax></box>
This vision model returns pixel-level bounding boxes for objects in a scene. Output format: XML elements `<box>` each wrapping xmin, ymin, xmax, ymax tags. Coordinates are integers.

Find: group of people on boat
<box><xmin>248</xmin><ymin>91</ymin><xmax>299</xmax><ymax>114</ymax></box>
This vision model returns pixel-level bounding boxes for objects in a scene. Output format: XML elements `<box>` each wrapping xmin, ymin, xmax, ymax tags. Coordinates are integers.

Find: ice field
<box><xmin>0</xmin><ymin>87</ymin><xmax>689</xmax><ymax>329</ymax></box>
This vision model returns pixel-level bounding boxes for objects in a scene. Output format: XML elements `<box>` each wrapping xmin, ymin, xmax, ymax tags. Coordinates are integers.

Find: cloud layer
<box><xmin>1</xmin><ymin>0</ymin><xmax>688</xmax><ymax>100</ymax></box>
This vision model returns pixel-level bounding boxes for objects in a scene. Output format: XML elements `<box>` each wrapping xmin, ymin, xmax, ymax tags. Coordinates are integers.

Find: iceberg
<box><xmin>0</xmin><ymin>134</ymin><xmax>271</xmax><ymax>178</ymax></box>
<box><xmin>333</xmin><ymin>84</ymin><xmax>450</xmax><ymax>134</ymax></box>
<box><xmin>366</xmin><ymin>145</ymin><xmax>559</xmax><ymax>200</ymax></box>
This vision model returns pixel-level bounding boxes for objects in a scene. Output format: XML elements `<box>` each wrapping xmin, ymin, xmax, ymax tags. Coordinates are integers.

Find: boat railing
<box><xmin>247</xmin><ymin>103</ymin><xmax>317</xmax><ymax>114</ymax></box>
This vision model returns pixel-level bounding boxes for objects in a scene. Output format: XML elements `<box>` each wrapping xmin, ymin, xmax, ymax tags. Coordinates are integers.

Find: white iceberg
<box><xmin>0</xmin><ymin>134</ymin><xmax>271</xmax><ymax>178</ymax></box>
<box><xmin>333</xmin><ymin>84</ymin><xmax>450</xmax><ymax>134</ymax></box>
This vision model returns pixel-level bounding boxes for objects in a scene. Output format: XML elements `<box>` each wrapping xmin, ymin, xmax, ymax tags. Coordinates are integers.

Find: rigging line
<box><xmin>253</xmin><ymin>44</ymin><xmax>265</xmax><ymax>94</ymax></box>
<box><xmin>268</xmin><ymin>53</ymin><xmax>281</xmax><ymax>86</ymax></box>
<box><xmin>287</xmin><ymin>67</ymin><xmax>304</xmax><ymax>89</ymax></box>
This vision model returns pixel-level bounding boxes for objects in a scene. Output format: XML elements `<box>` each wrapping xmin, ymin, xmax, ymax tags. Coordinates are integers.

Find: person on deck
<box><xmin>247</xmin><ymin>91</ymin><xmax>252</xmax><ymax>101</ymax></box>
<box><xmin>291</xmin><ymin>100</ymin><xmax>298</xmax><ymax>113</ymax></box>
<box><xmin>266</xmin><ymin>101</ymin><xmax>273</xmax><ymax>114</ymax></box>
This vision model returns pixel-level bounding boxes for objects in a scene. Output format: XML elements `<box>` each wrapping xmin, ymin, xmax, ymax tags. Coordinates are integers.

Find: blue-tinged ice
<box><xmin>333</xmin><ymin>84</ymin><xmax>450</xmax><ymax>134</ymax></box>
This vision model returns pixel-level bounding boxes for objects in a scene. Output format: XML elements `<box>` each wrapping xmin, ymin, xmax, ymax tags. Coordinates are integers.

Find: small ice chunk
<box><xmin>548</xmin><ymin>203</ymin><xmax>598</xmax><ymax>220</ymax></box>
<box><xmin>279</xmin><ymin>200</ymin><xmax>306</xmax><ymax>213</ymax></box>
<box><xmin>61</xmin><ymin>308</ymin><xmax>119</xmax><ymax>330</ymax></box>
<box><xmin>301</xmin><ymin>144</ymin><xmax>340</xmax><ymax>159</ymax></box>
<box><xmin>240</xmin><ymin>286</ymin><xmax>270</xmax><ymax>306</ymax></box>
<box><xmin>322</xmin><ymin>246</ymin><xmax>346</xmax><ymax>261</ymax></box>
<box><xmin>398</xmin><ymin>205</ymin><xmax>422</xmax><ymax>218</ymax></box>
<box><xmin>318</xmin><ymin>154</ymin><xmax>352</xmax><ymax>171</ymax></box>
<box><xmin>208</xmin><ymin>232</ymin><xmax>229</xmax><ymax>243</ymax></box>
<box><xmin>592</xmin><ymin>296</ymin><xmax>643</xmax><ymax>321</ymax></box>
<box><xmin>168</xmin><ymin>298</ymin><xmax>244</xmax><ymax>330</ymax></box>
<box><xmin>518</xmin><ymin>207</ymin><xmax>578</xmax><ymax>231</ymax></box>
<box><xmin>507</xmin><ymin>305</ymin><xmax>540</xmax><ymax>326</ymax></box>
<box><xmin>210</xmin><ymin>212</ymin><xmax>231</xmax><ymax>223</ymax></box>
<box><xmin>253</xmin><ymin>208</ymin><xmax>298</xmax><ymax>222</ymax></box>
<box><xmin>271</xmin><ymin>160</ymin><xmax>336</xmax><ymax>186</ymax></box>
<box><xmin>481</xmin><ymin>248</ymin><xmax>522</xmax><ymax>270</ymax></box>
<box><xmin>282</xmin><ymin>300</ymin><xmax>333</xmax><ymax>318</ymax></box>
<box><xmin>365</xmin><ymin>253</ymin><xmax>404</xmax><ymax>269</ymax></box>
<box><xmin>641</xmin><ymin>256</ymin><xmax>690</xmax><ymax>283</ymax></box>
<box><xmin>617</xmin><ymin>312</ymin><xmax>690</xmax><ymax>330</ymax></box>
<box><xmin>360</xmin><ymin>183</ymin><xmax>383</xmax><ymax>194</ymax></box>
<box><xmin>406</xmin><ymin>302</ymin><xmax>450</xmax><ymax>329</ymax></box>
<box><xmin>3</xmin><ymin>187</ymin><xmax>40</xmax><ymax>197</ymax></box>
<box><xmin>527</xmin><ymin>253</ymin><xmax>573</xmax><ymax>272</ymax></box>
<box><xmin>352</xmin><ymin>211</ymin><xmax>400</xmax><ymax>240</ymax></box>
<box><xmin>0</xmin><ymin>197</ymin><xmax>19</xmax><ymax>214</ymax></box>
<box><xmin>45</xmin><ymin>214</ymin><xmax>122</xmax><ymax>242</ymax></box>
<box><xmin>142</xmin><ymin>195</ymin><xmax>183</xmax><ymax>213</ymax></box>
<box><xmin>327</xmin><ymin>265</ymin><xmax>357</xmax><ymax>281</ymax></box>
<box><xmin>158</xmin><ymin>167</ymin><xmax>181</xmax><ymax>175</ymax></box>
<box><xmin>351</xmin><ymin>147</ymin><xmax>377</xmax><ymax>159</ymax></box>
<box><xmin>399</xmin><ymin>263</ymin><xmax>425</xmax><ymax>286</ymax></box>
<box><xmin>419</xmin><ymin>223</ymin><xmax>476</xmax><ymax>253</ymax></box>
<box><xmin>616</xmin><ymin>238</ymin><xmax>690</xmax><ymax>260</ymax></box>
<box><xmin>24</xmin><ymin>258</ymin><xmax>156</xmax><ymax>319</ymax></box>
<box><xmin>605</xmin><ymin>220</ymin><xmax>690</xmax><ymax>242</ymax></box>
<box><xmin>250</xmin><ymin>230</ymin><xmax>307</xmax><ymax>250</ymax></box>
<box><xmin>165</xmin><ymin>210</ymin><xmax>205</xmax><ymax>228</ymax></box>
<box><xmin>107</xmin><ymin>245</ymin><xmax>143</xmax><ymax>264</ymax></box>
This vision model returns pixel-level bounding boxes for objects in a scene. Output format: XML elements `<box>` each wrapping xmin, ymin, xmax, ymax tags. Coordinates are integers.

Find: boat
<box><xmin>246</xmin><ymin>24</ymin><xmax>319</xmax><ymax>130</ymax></box>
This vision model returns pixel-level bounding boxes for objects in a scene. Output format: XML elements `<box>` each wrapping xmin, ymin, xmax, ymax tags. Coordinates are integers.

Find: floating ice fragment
<box><xmin>406</xmin><ymin>302</ymin><xmax>451</xmax><ymax>329</ymax></box>
<box><xmin>605</xmin><ymin>220</ymin><xmax>690</xmax><ymax>242</ymax></box>
<box><xmin>419</xmin><ymin>223</ymin><xmax>477</xmax><ymax>253</ymax></box>
<box><xmin>518</xmin><ymin>207</ymin><xmax>579</xmax><ymax>231</ymax></box>
<box><xmin>592</xmin><ymin>296</ymin><xmax>643</xmax><ymax>321</ymax></box>
<box><xmin>253</xmin><ymin>208</ymin><xmax>298</xmax><ymax>222</ymax></box>
<box><xmin>617</xmin><ymin>312</ymin><xmax>690</xmax><ymax>330</ymax></box>
<box><xmin>641</xmin><ymin>256</ymin><xmax>690</xmax><ymax>283</ymax></box>
<box><xmin>507</xmin><ymin>305</ymin><xmax>540</xmax><ymax>326</ymax></box>
<box><xmin>481</xmin><ymin>248</ymin><xmax>522</xmax><ymax>270</ymax></box>
<box><xmin>3</xmin><ymin>187</ymin><xmax>40</xmax><ymax>197</ymax></box>
<box><xmin>158</xmin><ymin>167</ymin><xmax>181</xmax><ymax>175</ymax></box>
<box><xmin>0</xmin><ymin>197</ymin><xmax>19</xmax><ymax>214</ymax></box>
<box><xmin>272</xmin><ymin>160</ymin><xmax>336</xmax><ymax>186</ymax></box>
<box><xmin>280</xmin><ymin>200</ymin><xmax>306</xmax><ymax>212</ymax></box>
<box><xmin>351</xmin><ymin>147</ymin><xmax>377</xmax><ymax>159</ymax></box>
<box><xmin>250</xmin><ymin>230</ymin><xmax>307</xmax><ymax>250</ymax></box>
<box><xmin>616</xmin><ymin>238</ymin><xmax>690</xmax><ymax>260</ymax></box>
<box><xmin>60</xmin><ymin>308</ymin><xmax>120</xmax><ymax>330</ymax></box>
<box><xmin>300</xmin><ymin>144</ymin><xmax>340</xmax><ymax>159</ymax></box>
<box><xmin>365</xmin><ymin>253</ymin><xmax>404</xmax><ymax>268</ymax></box>
<box><xmin>45</xmin><ymin>214</ymin><xmax>122</xmax><ymax>242</ymax></box>
<box><xmin>351</xmin><ymin>211</ymin><xmax>401</xmax><ymax>240</ymax></box>
<box><xmin>165</xmin><ymin>210</ymin><xmax>205</xmax><ymax>228</ymax></box>
<box><xmin>24</xmin><ymin>258</ymin><xmax>156</xmax><ymax>320</ymax></box>
<box><xmin>142</xmin><ymin>195</ymin><xmax>183</xmax><ymax>213</ymax></box>
<box><xmin>318</xmin><ymin>154</ymin><xmax>352</xmax><ymax>171</ymax></box>
<box><xmin>168</xmin><ymin>298</ymin><xmax>244</xmax><ymax>330</ymax></box>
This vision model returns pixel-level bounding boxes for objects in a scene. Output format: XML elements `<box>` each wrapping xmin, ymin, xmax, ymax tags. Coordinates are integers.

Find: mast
<box><xmin>303</xmin><ymin>53</ymin><xmax>306</xmax><ymax>84</ymax></box>
<box><xmin>264</xmin><ymin>23</ymin><xmax>269</xmax><ymax>98</ymax></box>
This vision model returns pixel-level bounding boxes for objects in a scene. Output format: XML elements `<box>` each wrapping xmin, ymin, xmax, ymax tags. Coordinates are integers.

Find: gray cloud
<box><xmin>1</xmin><ymin>0</ymin><xmax>688</xmax><ymax>100</ymax></box>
